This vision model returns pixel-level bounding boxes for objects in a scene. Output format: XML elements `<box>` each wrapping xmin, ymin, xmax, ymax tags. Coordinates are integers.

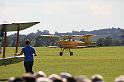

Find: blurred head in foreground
<box><xmin>36</xmin><ymin>77</ymin><xmax>52</xmax><ymax>82</ymax></box>
<box><xmin>59</xmin><ymin>72</ymin><xmax>76</xmax><ymax>82</ymax></box>
<box><xmin>91</xmin><ymin>74</ymin><xmax>104</xmax><ymax>82</ymax></box>
<box><xmin>48</xmin><ymin>74</ymin><xmax>63</xmax><ymax>82</ymax></box>
<box><xmin>8</xmin><ymin>77</ymin><xmax>25</xmax><ymax>82</ymax></box>
<box><xmin>22</xmin><ymin>73</ymin><xmax>36</xmax><ymax>82</ymax></box>
<box><xmin>34</xmin><ymin>71</ymin><xmax>47</xmax><ymax>78</ymax></box>
<box><xmin>75</xmin><ymin>75</ymin><xmax>91</xmax><ymax>82</ymax></box>
<box><xmin>115</xmin><ymin>75</ymin><xmax>124</xmax><ymax>82</ymax></box>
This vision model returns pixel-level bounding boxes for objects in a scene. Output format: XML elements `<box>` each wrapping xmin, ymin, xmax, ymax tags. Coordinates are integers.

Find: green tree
<box><xmin>96</xmin><ymin>38</ymin><xmax>105</xmax><ymax>47</ymax></box>
<box><xmin>104</xmin><ymin>36</ymin><xmax>113</xmax><ymax>46</ymax></box>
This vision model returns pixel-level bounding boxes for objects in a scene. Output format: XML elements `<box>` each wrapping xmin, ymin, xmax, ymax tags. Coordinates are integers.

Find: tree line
<box><xmin>3</xmin><ymin>28</ymin><xmax>124</xmax><ymax>47</ymax></box>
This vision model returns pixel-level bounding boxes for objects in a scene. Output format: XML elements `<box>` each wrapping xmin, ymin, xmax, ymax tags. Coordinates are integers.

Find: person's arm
<box><xmin>18</xmin><ymin>50</ymin><xmax>24</xmax><ymax>55</ymax></box>
<box><xmin>16</xmin><ymin>50</ymin><xmax>24</xmax><ymax>56</ymax></box>
<box><xmin>34</xmin><ymin>52</ymin><xmax>37</xmax><ymax>56</ymax></box>
<box><xmin>33</xmin><ymin>49</ymin><xmax>37</xmax><ymax>56</ymax></box>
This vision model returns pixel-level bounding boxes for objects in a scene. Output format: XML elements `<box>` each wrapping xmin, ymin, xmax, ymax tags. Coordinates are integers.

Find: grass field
<box><xmin>0</xmin><ymin>46</ymin><xmax>124</xmax><ymax>82</ymax></box>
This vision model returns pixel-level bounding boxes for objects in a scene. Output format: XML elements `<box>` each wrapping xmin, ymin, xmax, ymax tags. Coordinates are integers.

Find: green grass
<box><xmin>0</xmin><ymin>46</ymin><xmax>124</xmax><ymax>82</ymax></box>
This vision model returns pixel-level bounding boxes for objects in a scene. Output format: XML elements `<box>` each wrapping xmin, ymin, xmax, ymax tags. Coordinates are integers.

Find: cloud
<box><xmin>90</xmin><ymin>4</ymin><xmax>112</xmax><ymax>16</ymax></box>
<box><xmin>0</xmin><ymin>0</ymin><xmax>124</xmax><ymax>34</ymax></box>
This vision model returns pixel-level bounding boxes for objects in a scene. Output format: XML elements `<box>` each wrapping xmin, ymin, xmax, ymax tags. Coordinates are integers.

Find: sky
<box><xmin>0</xmin><ymin>0</ymin><xmax>124</xmax><ymax>34</ymax></box>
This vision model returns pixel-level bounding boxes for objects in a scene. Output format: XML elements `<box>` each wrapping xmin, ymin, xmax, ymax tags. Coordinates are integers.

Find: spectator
<box><xmin>115</xmin><ymin>75</ymin><xmax>124</xmax><ymax>82</ymax></box>
<box><xmin>59</xmin><ymin>72</ymin><xmax>76</xmax><ymax>82</ymax></box>
<box><xmin>48</xmin><ymin>74</ymin><xmax>63</xmax><ymax>82</ymax></box>
<box><xmin>22</xmin><ymin>73</ymin><xmax>36</xmax><ymax>82</ymax></box>
<box><xmin>36</xmin><ymin>77</ymin><xmax>52</xmax><ymax>82</ymax></box>
<box><xmin>8</xmin><ymin>77</ymin><xmax>25</xmax><ymax>82</ymax></box>
<box><xmin>91</xmin><ymin>74</ymin><xmax>104</xmax><ymax>82</ymax></box>
<box><xmin>75</xmin><ymin>75</ymin><xmax>91</xmax><ymax>82</ymax></box>
<box><xmin>34</xmin><ymin>71</ymin><xmax>47</xmax><ymax>78</ymax></box>
<box><xmin>60</xmin><ymin>72</ymin><xmax>72</xmax><ymax>79</ymax></box>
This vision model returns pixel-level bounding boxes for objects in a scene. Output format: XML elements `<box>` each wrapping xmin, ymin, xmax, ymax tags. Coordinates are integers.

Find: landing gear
<box><xmin>59</xmin><ymin>52</ymin><xmax>63</xmax><ymax>56</ymax></box>
<box><xmin>70</xmin><ymin>52</ymin><xmax>73</xmax><ymax>56</ymax></box>
<box><xmin>59</xmin><ymin>48</ymin><xmax>73</xmax><ymax>56</ymax></box>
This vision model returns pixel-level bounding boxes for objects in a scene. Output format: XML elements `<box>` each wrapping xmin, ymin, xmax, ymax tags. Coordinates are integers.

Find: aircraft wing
<box><xmin>0</xmin><ymin>22</ymin><xmax>40</xmax><ymax>32</ymax></box>
<box><xmin>0</xmin><ymin>55</ymin><xmax>24</xmax><ymax>66</ymax></box>
<box><xmin>71</xmin><ymin>34</ymin><xmax>96</xmax><ymax>38</ymax></box>
<box><xmin>83</xmin><ymin>34</ymin><xmax>96</xmax><ymax>37</ymax></box>
<box><xmin>41</xmin><ymin>35</ymin><xmax>60</xmax><ymax>38</ymax></box>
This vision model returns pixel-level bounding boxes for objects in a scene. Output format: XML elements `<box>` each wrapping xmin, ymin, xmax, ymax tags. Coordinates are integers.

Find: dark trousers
<box><xmin>24</xmin><ymin>61</ymin><xmax>34</xmax><ymax>74</ymax></box>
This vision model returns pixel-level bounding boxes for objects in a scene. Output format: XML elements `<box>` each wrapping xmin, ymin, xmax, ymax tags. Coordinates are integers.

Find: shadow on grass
<box><xmin>0</xmin><ymin>78</ymin><xmax>8</xmax><ymax>81</ymax></box>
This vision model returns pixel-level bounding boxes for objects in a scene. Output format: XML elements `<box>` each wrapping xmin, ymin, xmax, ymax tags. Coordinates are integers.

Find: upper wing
<box><xmin>41</xmin><ymin>35</ymin><xmax>59</xmax><ymax>38</ymax></box>
<box><xmin>83</xmin><ymin>34</ymin><xmax>96</xmax><ymax>38</ymax></box>
<box><xmin>0</xmin><ymin>22</ymin><xmax>40</xmax><ymax>32</ymax></box>
<box><xmin>69</xmin><ymin>34</ymin><xmax>96</xmax><ymax>38</ymax></box>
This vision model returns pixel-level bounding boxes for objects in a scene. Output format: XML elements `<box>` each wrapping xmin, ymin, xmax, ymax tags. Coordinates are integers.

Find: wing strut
<box><xmin>2</xmin><ymin>24</ymin><xmax>7</xmax><ymax>58</ymax></box>
<box><xmin>15</xmin><ymin>24</ymin><xmax>20</xmax><ymax>54</ymax></box>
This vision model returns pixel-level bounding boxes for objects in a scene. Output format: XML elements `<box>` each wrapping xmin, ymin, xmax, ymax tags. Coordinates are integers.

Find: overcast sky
<box><xmin>0</xmin><ymin>0</ymin><xmax>124</xmax><ymax>34</ymax></box>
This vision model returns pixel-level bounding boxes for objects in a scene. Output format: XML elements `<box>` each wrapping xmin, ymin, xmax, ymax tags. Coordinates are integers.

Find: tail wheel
<box><xmin>70</xmin><ymin>52</ymin><xmax>73</xmax><ymax>56</ymax></box>
<box><xmin>60</xmin><ymin>52</ymin><xmax>63</xmax><ymax>56</ymax></box>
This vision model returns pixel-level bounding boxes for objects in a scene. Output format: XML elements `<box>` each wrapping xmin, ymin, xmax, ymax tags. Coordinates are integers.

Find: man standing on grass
<box><xmin>18</xmin><ymin>39</ymin><xmax>37</xmax><ymax>74</ymax></box>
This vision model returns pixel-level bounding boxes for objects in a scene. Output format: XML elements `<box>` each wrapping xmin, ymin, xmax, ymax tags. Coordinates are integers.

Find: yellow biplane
<box><xmin>46</xmin><ymin>34</ymin><xmax>96</xmax><ymax>56</ymax></box>
<box><xmin>0</xmin><ymin>22</ymin><xmax>40</xmax><ymax>66</ymax></box>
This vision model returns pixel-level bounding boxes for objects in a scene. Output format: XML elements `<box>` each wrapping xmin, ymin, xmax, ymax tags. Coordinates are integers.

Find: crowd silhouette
<box><xmin>7</xmin><ymin>71</ymin><xmax>124</xmax><ymax>82</ymax></box>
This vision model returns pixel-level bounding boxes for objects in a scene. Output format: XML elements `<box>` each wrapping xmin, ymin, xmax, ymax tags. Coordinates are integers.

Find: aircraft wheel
<box><xmin>60</xmin><ymin>52</ymin><xmax>63</xmax><ymax>56</ymax></box>
<box><xmin>70</xmin><ymin>52</ymin><xmax>73</xmax><ymax>56</ymax></box>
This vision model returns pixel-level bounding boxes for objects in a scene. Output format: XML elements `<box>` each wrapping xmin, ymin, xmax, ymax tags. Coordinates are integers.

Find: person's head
<box><xmin>22</xmin><ymin>73</ymin><xmax>36</xmax><ymax>82</ymax></box>
<box><xmin>75</xmin><ymin>75</ymin><xmax>91</xmax><ymax>82</ymax></box>
<box><xmin>34</xmin><ymin>71</ymin><xmax>47</xmax><ymax>78</ymax></box>
<box><xmin>36</xmin><ymin>77</ymin><xmax>52</xmax><ymax>82</ymax></box>
<box><xmin>59</xmin><ymin>72</ymin><xmax>76</xmax><ymax>82</ymax></box>
<box><xmin>48</xmin><ymin>74</ymin><xmax>63</xmax><ymax>82</ymax></box>
<box><xmin>115</xmin><ymin>75</ymin><xmax>124</xmax><ymax>82</ymax></box>
<box><xmin>8</xmin><ymin>77</ymin><xmax>25</xmax><ymax>82</ymax></box>
<box><xmin>25</xmin><ymin>39</ymin><xmax>30</xmax><ymax>45</ymax></box>
<box><xmin>59</xmin><ymin>72</ymin><xmax>72</xmax><ymax>79</ymax></box>
<box><xmin>66</xmin><ymin>77</ymin><xmax>76</xmax><ymax>82</ymax></box>
<box><xmin>91</xmin><ymin>74</ymin><xmax>103</xmax><ymax>82</ymax></box>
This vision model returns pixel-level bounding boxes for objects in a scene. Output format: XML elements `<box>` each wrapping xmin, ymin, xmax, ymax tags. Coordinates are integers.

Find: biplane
<box><xmin>0</xmin><ymin>22</ymin><xmax>40</xmax><ymax>66</ymax></box>
<box><xmin>44</xmin><ymin>34</ymin><xmax>96</xmax><ymax>56</ymax></box>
